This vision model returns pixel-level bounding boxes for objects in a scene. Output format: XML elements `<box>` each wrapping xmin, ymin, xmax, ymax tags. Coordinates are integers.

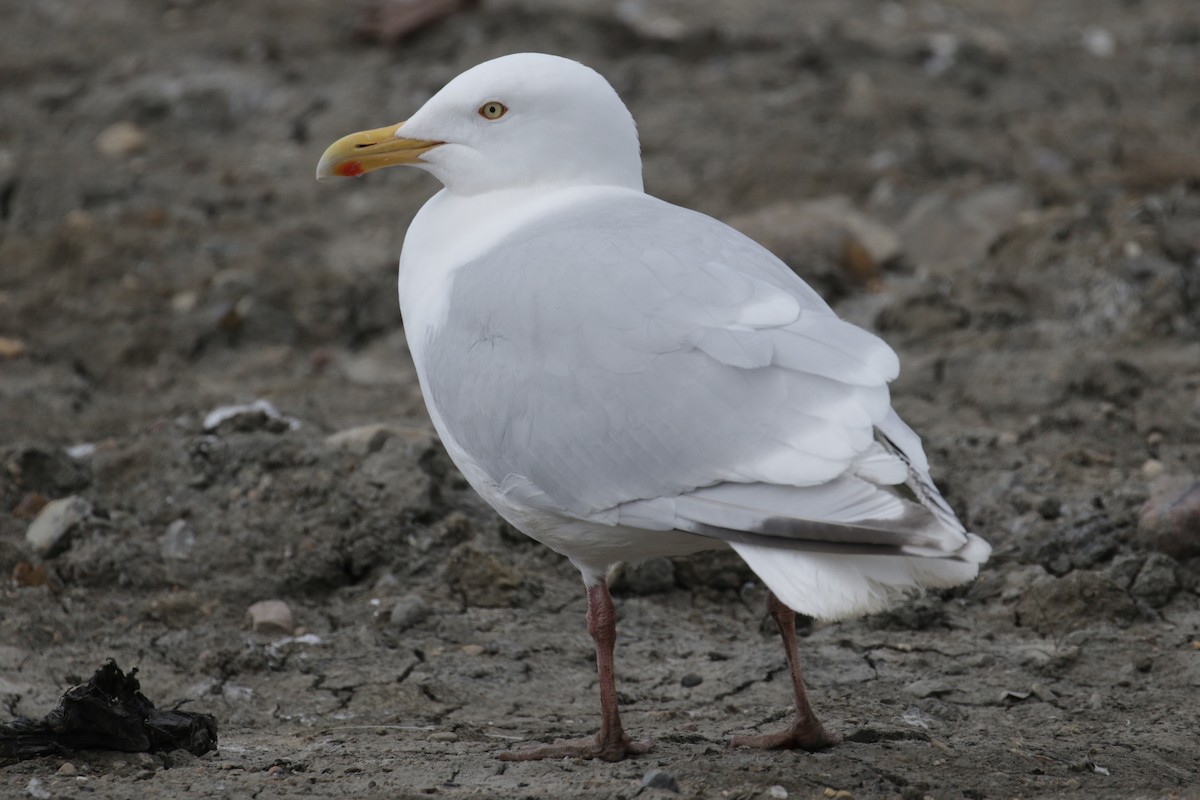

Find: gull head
<box><xmin>317</xmin><ymin>53</ymin><xmax>643</xmax><ymax>195</ymax></box>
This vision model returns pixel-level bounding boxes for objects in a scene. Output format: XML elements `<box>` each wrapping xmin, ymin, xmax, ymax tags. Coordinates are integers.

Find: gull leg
<box><xmin>498</xmin><ymin>578</ymin><xmax>652</xmax><ymax>762</ymax></box>
<box><xmin>731</xmin><ymin>591</ymin><xmax>841</xmax><ymax>751</ymax></box>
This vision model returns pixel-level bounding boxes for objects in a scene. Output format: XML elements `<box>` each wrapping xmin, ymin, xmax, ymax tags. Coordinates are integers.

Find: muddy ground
<box><xmin>2</xmin><ymin>0</ymin><xmax>1200</xmax><ymax>798</ymax></box>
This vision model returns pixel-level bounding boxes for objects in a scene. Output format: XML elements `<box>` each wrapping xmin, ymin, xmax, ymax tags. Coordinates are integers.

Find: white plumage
<box><xmin>318</xmin><ymin>52</ymin><xmax>990</xmax><ymax>761</ymax></box>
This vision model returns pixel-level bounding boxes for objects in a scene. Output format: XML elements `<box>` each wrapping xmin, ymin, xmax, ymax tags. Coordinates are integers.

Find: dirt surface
<box><xmin>3</xmin><ymin>1</ymin><xmax>1200</xmax><ymax>798</ymax></box>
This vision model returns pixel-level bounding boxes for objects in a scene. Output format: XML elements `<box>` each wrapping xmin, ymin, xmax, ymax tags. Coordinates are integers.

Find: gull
<box><xmin>317</xmin><ymin>53</ymin><xmax>990</xmax><ymax>762</ymax></box>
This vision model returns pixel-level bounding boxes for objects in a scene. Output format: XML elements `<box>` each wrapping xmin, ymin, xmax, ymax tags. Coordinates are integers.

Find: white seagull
<box><xmin>318</xmin><ymin>53</ymin><xmax>990</xmax><ymax>762</ymax></box>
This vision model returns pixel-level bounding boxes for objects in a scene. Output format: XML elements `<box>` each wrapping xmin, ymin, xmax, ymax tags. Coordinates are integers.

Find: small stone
<box><xmin>25</xmin><ymin>495</ymin><xmax>92</xmax><ymax>557</ymax></box>
<box><xmin>461</xmin><ymin>644</ymin><xmax>485</xmax><ymax>656</ymax></box>
<box><xmin>25</xmin><ymin>777</ymin><xmax>51</xmax><ymax>799</ymax></box>
<box><xmin>680</xmin><ymin>673</ymin><xmax>703</xmax><ymax>688</ymax></box>
<box><xmin>896</xmin><ymin>184</ymin><xmax>1034</xmax><ymax>275</ymax></box>
<box><xmin>0</xmin><ymin>335</ymin><xmax>27</xmax><ymax>358</ymax></box>
<box><xmin>323</xmin><ymin>423</ymin><xmax>395</xmax><ymax>455</ymax></box>
<box><xmin>389</xmin><ymin>594</ymin><xmax>430</xmax><ymax>632</ymax></box>
<box><xmin>640</xmin><ymin>768</ymin><xmax>680</xmax><ymax>793</ymax></box>
<box><xmin>1137</xmin><ymin>477</ymin><xmax>1200</xmax><ymax>559</ymax></box>
<box><xmin>904</xmin><ymin>679</ymin><xmax>953</xmax><ymax>698</ymax></box>
<box><xmin>1014</xmin><ymin>570</ymin><xmax>1137</xmax><ymax>635</ymax></box>
<box><xmin>95</xmin><ymin>121</ymin><xmax>148</xmax><ymax>158</ymax></box>
<box><xmin>767</xmin><ymin>787</ymin><xmax>788</xmax><ymax>800</ymax></box>
<box><xmin>1142</xmin><ymin>459</ymin><xmax>1165</xmax><ymax>479</ymax></box>
<box><xmin>1107</xmin><ymin>552</ymin><xmax>1145</xmax><ymax>591</ymax></box>
<box><xmin>1082</xmin><ymin>26</ymin><xmax>1116</xmax><ymax>58</ymax></box>
<box><xmin>160</xmin><ymin>519</ymin><xmax>196</xmax><ymax>560</ymax></box>
<box><xmin>12</xmin><ymin>562</ymin><xmax>50</xmax><ymax>588</ymax></box>
<box><xmin>203</xmin><ymin>399</ymin><xmax>300</xmax><ymax>434</ymax></box>
<box><xmin>1129</xmin><ymin>552</ymin><xmax>1180</xmax><ymax>608</ymax></box>
<box><xmin>245</xmin><ymin>600</ymin><xmax>294</xmax><ymax>635</ymax></box>
<box><xmin>1134</xmin><ymin>656</ymin><xmax>1153</xmax><ymax>673</ymax></box>
<box><xmin>56</xmin><ymin>762</ymin><xmax>77</xmax><ymax>776</ymax></box>
<box><xmin>13</xmin><ymin>492</ymin><xmax>48</xmax><ymax>519</ymax></box>
<box><xmin>428</xmin><ymin>731</ymin><xmax>458</xmax><ymax>743</ymax></box>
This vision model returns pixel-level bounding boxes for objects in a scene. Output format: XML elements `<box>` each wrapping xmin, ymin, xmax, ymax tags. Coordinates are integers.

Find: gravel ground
<box><xmin>2</xmin><ymin>1</ymin><xmax>1199</xmax><ymax>798</ymax></box>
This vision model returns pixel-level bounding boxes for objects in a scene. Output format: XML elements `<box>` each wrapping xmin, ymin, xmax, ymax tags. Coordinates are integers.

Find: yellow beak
<box><xmin>315</xmin><ymin>122</ymin><xmax>442</xmax><ymax>180</ymax></box>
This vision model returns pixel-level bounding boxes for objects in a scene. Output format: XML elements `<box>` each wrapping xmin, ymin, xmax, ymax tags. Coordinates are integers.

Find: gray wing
<box><xmin>422</xmin><ymin>192</ymin><xmax>975</xmax><ymax>559</ymax></box>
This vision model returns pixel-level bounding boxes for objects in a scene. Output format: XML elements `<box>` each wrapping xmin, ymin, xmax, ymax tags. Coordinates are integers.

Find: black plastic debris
<box><xmin>0</xmin><ymin>660</ymin><xmax>217</xmax><ymax>763</ymax></box>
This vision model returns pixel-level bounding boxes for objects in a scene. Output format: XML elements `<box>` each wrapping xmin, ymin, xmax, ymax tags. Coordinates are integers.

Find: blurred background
<box><xmin>1</xmin><ymin>0</ymin><xmax>1198</xmax><ymax>796</ymax></box>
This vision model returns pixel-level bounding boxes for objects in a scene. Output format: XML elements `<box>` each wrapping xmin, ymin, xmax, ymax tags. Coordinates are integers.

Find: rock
<box><xmin>1082</xmin><ymin>26</ymin><xmax>1116</xmax><ymax>58</ymax></box>
<box><xmin>609</xmin><ymin>557</ymin><xmax>676</xmax><ymax>595</ymax></box>
<box><xmin>428</xmin><ymin>730</ymin><xmax>458</xmax><ymax>742</ymax></box>
<box><xmin>444</xmin><ymin>545</ymin><xmax>535</xmax><ymax>608</ymax></box>
<box><xmin>766</xmin><ymin>787</ymin><xmax>789</xmax><ymax>800</ymax></box>
<box><xmin>160</xmin><ymin>519</ymin><xmax>196</xmax><ymax>561</ymax></box>
<box><xmin>245</xmin><ymin>600</ymin><xmax>294</xmax><ymax>635</ymax></box>
<box><xmin>1032</xmin><ymin>514</ymin><xmax>1120</xmax><ymax>576</ymax></box>
<box><xmin>904</xmin><ymin>678</ymin><xmax>953</xmax><ymax>698</ymax></box>
<box><xmin>0</xmin><ymin>336</ymin><xmax>26</xmax><ymax>359</ymax></box>
<box><xmin>641</xmin><ymin>768</ymin><xmax>680</xmax><ymax>793</ymax></box>
<box><xmin>1137</xmin><ymin>477</ymin><xmax>1200</xmax><ymax>559</ymax></box>
<box><xmin>461</xmin><ymin>644</ymin><xmax>485</xmax><ymax>656</ymax></box>
<box><xmin>727</xmin><ymin>197</ymin><xmax>901</xmax><ymax>299</ymax></box>
<box><xmin>323</xmin><ymin>423</ymin><xmax>394</xmax><ymax>455</ymax></box>
<box><xmin>1129</xmin><ymin>552</ymin><xmax>1180</xmax><ymax>608</ymax></box>
<box><xmin>896</xmin><ymin>183</ymin><xmax>1034</xmax><ymax>275</ymax></box>
<box><xmin>615</xmin><ymin>1</ymin><xmax>689</xmax><ymax>41</ymax></box>
<box><xmin>1107</xmin><ymin>552</ymin><xmax>1145</xmax><ymax>591</ymax></box>
<box><xmin>203</xmin><ymin>399</ymin><xmax>300</xmax><ymax>434</ymax></box>
<box><xmin>56</xmin><ymin>762</ymin><xmax>76</xmax><ymax>776</ymax></box>
<box><xmin>3</xmin><ymin>446</ymin><xmax>92</xmax><ymax>498</ymax></box>
<box><xmin>12</xmin><ymin>562</ymin><xmax>51</xmax><ymax>588</ymax></box>
<box><xmin>1013</xmin><ymin>570</ymin><xmax>1137</xmax><ymax>635</ymax></box>
<box><xmin>388</xmin><ymin>594</ymin><xmax>430</xmax><ymax>632</ymax></box>
<box><xmin>680</xmin><ymin>673</ymin><xmax>703</xmax><ymax>688</ymax></box>
<box><xmin>25</xmin><ymin>496</ymin><xmax>92</xmax><ymax>557</ymax></box>
<box><xmin>95</xmin><ymin>121</ymin><xmax>148</xmax><ymax>158</ymax></box>
<box><xmin>842</xmin><ymin>72</ymin><xmax>879</xmax><ymax>119</ymax></box>
<box><xmin>25</xmin><ymin>778</ymin><xmax>51</xmax><ymax>800</ymax></box>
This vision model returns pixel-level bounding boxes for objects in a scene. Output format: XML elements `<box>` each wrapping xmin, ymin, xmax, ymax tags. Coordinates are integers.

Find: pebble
<box><xmin>896</xmin><ymin>183</ymin><xmax>1034</xmax><ymax>275</ymax></box>
<box><xmin>203</xmin><ymin>399</ymin><xmax>300</xmax><ymax>434</ymax></box>
<box><xmin>461</xmin><ymin>644</ymin><xmax>485</xmax><ymax>656</ymax></box>
<box><xmin>640</xmin><ymin>768</ymin><xmax>680</xmax><ymax>793</ymax></box>
<box><xmin>323</xmin><ymin>423</ymin><xmax>395</xmax><ymax>455</ymax></box>
<box><xmin>0</xmin><ymin>335</ymin><xmax>27</xmax><ymax>358</ymax></box>
<box><xmin>25</xmin><ymin>495</ymin><xmax>92</xmax><ymax>557</ymax></box>
<box><xmin>1137</xmin><ymin>476</ymin><xmax>1200</xmax><ymax>559</ymax></box>
<box><xmin>1141</xmin><ymin>459</ymin><xmax>1165</xmax><ymax>479</ymax></box>
<box><xmin>160</xmin><ymin>519</ymin><xmax>196</xmax><ymax>560</ymax></box>
<box><xmin>1014</xmin><ymin>570</ymin><xmax>1136</xmax><ymax>634</ymax></box>
<box><xmin>57</xmin><ymin>762</ymin><xmax>77</xmax><ymax>776</ymax></box>
<box><xmin>246</xmin><ymin>600</ymin><xmax>295</xmax><ymax>635</ymax></box>
<box><xmin>767</xmin><ymin>787</ymin><xmax>788</xmax><ymax>800</ymax></box>
<box><xmin>1082</xmin><ymin>26</ymin><xmax>1116</xmax><ymax>58</ymax></box>
<box><xmin>727</xmin><ymin>197</ymin><xmax>901</xmax><ymax>292</ymax></box>
<box><xmin>680</xmin><ymin>673</ymin><xmax>703</xmax><ymax>688</ymax></box>
<box><xmin>904</xmin><ymin>678</ymin><xmax>953</xmax><ymax>698</ymax></box>
<box><xmin>25</xmin><ymin>778</ymin><xmax>51</xmax><ymax>800</ymax></box>
<box><xmin>1129</xmin><ymin>552</ymin><xmax>1180</xmax><ymax>608</ymax></box>
<box><xmin>95</xmin><ymin>120</ymin><xmax>148</xmax><ymax>158</ymax></box>
<box><xmin>428</xmin><ymin>731</ymin><xmax>458</xmax><ymax>743</ymax></box>
<box><xmin>389</xmin><ymin>594</ymin><xmax>430</xmax><ymax>632</ymax></box>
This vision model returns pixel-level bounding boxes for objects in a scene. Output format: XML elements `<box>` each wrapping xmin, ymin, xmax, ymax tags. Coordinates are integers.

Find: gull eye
<box><xmin>478</xmin><ymin>101</ymin><xmax>508</xmax><ymax>121</ymax></box>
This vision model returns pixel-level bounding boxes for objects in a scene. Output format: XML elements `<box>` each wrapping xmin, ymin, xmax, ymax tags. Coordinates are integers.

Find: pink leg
<box><xmin>498</xmin><ymin>579</ymin><xmax>652</xmax><ymax>762</ymax></box>
<box><xmin>731</xmin><ymin>591</ymin><xmax>841</xmax><ymax>750</ymax></box>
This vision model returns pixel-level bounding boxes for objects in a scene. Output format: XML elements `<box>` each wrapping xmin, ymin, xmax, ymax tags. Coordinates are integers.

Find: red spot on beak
<box><xmin>337</xmin><ymin>161</ymin><xmax>365</xmax><ymax>177</ymax></box>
